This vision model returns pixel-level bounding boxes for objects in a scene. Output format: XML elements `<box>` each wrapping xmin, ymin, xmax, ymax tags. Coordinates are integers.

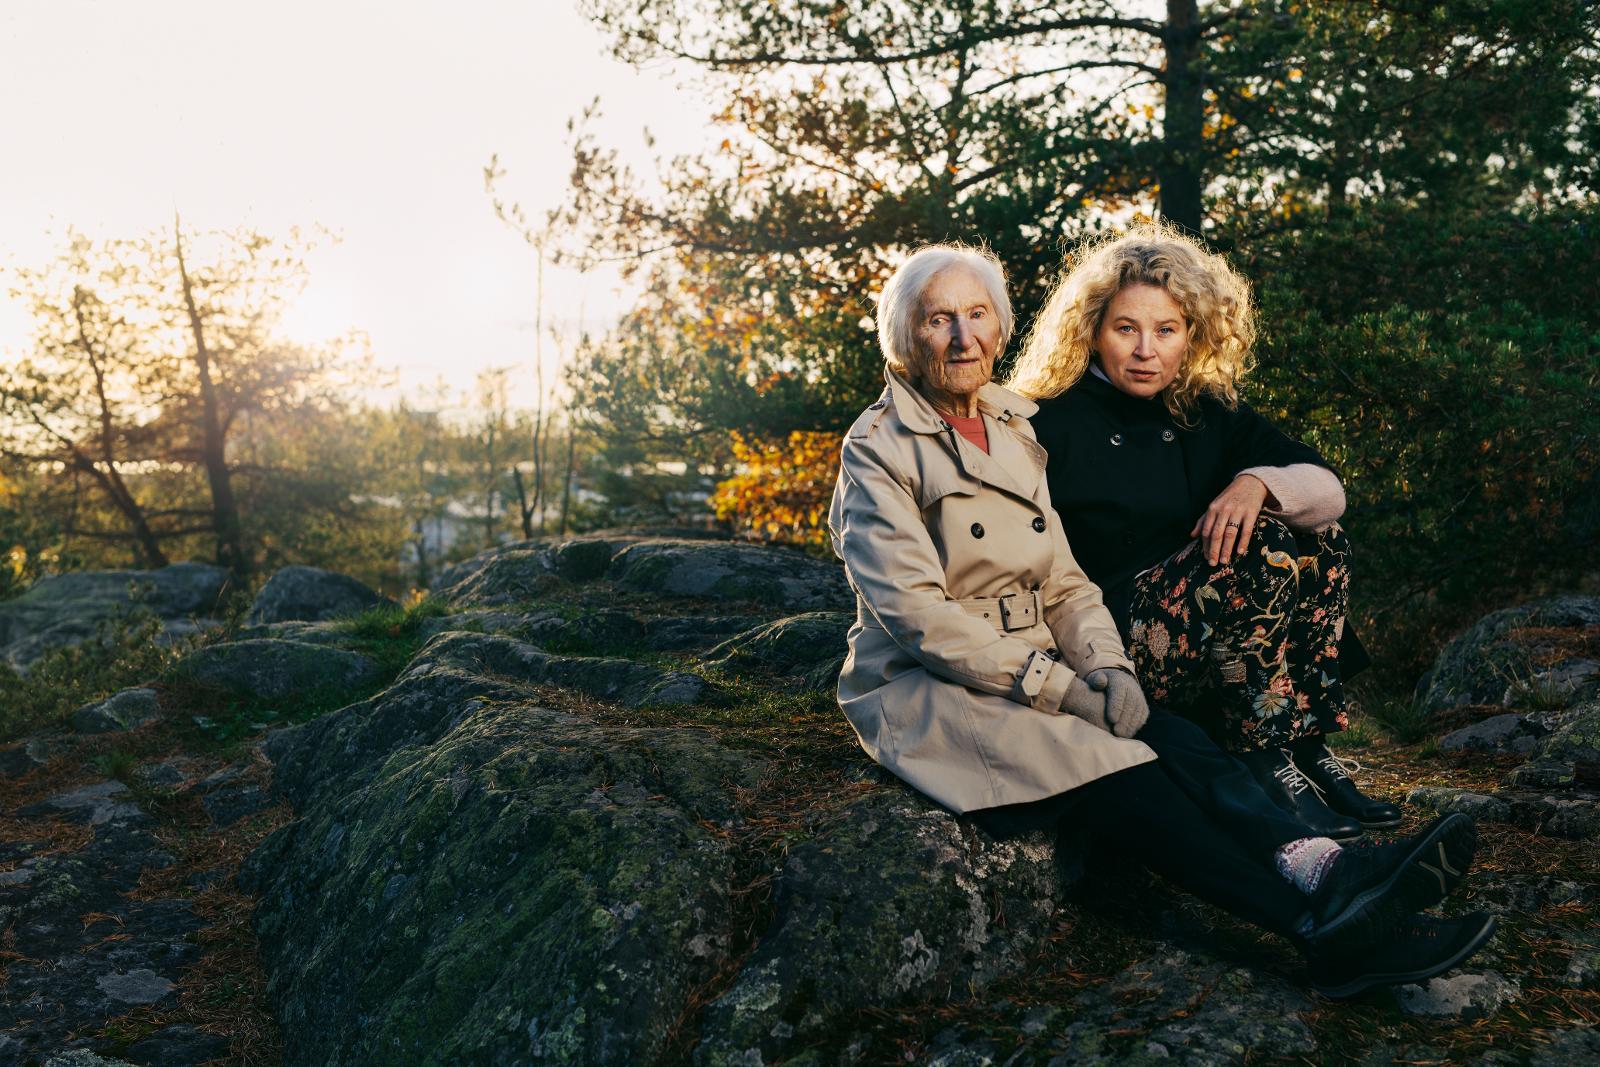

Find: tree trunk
<box><xmin>1159</xmin><ymin>0</ymin><xmax>1205</xmax><ymax>233</ymax></box>
<box><xmin>512</xmin><ymin>466</ymin><xmax>534</xmax><ymax>539</ymax></box>
<box><xmin>559</xmin><ymin>421</ymin><xmax>576</xmax><ymax>537</ymax></box>
<box><xmin>174</xmin><ymin>218</ymin><xmax>249</xmax><ymax>579</ymax></box>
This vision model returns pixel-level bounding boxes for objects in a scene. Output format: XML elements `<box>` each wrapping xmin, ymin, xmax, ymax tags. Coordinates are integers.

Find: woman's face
<box><xmin>910</xmin><ymin>266</ymin><xmax>1002</xmax><ymax>407</ymax></box>
<box><xmin>1094</xmin><ymin>283</ymin><xmax>1190</xmax><ymax>399</ymax></box>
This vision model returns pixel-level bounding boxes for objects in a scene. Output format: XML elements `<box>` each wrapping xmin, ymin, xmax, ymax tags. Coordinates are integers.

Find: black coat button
<box><xmin>1046</xmin><ymin>647</ymin><xmax>1061</xmax><ymax>660</ymax></box>
<box><xmin>1162</xmin><ymin>429</ymin><xmax>1176</xmax><ymax>442</ymax></box>
<box><xmin>1031</xmin><ymin>516</ymin><xmax>1047</xmax><ymax>532</ymax></box>
<box><xmin>1110</xmin><ymin>433</ymin><xmax>1124</xmax><ymax>446</ymax></box>
<box><xmin>971</xmin><ymin>523</ymin><xmax>985</xmax><ymax>538</ymax></box>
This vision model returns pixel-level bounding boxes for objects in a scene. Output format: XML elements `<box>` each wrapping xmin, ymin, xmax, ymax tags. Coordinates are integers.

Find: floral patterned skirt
<box><xmin>1127</xmin><ymin>518</ymin><xmax>1351</xmax><ymax>752</ymax></box>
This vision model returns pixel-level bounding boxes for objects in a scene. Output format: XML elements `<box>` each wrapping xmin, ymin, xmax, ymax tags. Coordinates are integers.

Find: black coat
<box><xmin>1033</xmin><ymin>371</ymin><xmax>1370</xmax><ymax>675</ymax></box>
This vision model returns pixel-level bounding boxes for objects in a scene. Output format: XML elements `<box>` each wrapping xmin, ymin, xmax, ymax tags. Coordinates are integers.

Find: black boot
<box><xmin>1237</xmin><ymin>747</ymin><xmax>1365</xmax><ymax>842</ymax></box>
<box><xmin>1305</xmin><ymin>813</ymin><xmax>1477</xmax><ymax>942</ymax></box>
<box><xmin>1291</xmin><ymin>738</ymin><xmax>1403</xmax><ymax>829</ymax></box>
<box><xmin>1305</xmin><ymin>911</ymin><xmax>1497</xmax><ymax>999</ymax></box>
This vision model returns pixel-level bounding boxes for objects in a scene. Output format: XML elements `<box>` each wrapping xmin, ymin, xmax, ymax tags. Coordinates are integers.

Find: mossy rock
<box><xmin>0</xmin><ymin>562</ymin><xmax>229</xmax><ymax>671</ymax></box>
<box><xmin>701</xmin><ymin>612</ymin><xmax>850</xmax><ymax>674</ymax></box>
<box><xmin>610</xmin><ymin>540</ymin><xmax>852</xmax><ymax>612</ymax></box>
<box><xmin>259</xmin><ymin>631</ymin><xmax>714</xmax><ymax>811</ymax></box>
<box><xmin>246</xmin><ymin>565</ymin><xmax>393</xmax><ymax>625</ymax></box>
<box><xmin>171</xmin><ymin>639</ymin><xmax>383</xmax><ymax>704</ymax></box>
<box><xmin>695</xmin><ymin>792</ymin><xmax>1069</xmax><ymax>1065</ymax></box>
<box><xmin>244</xmin><ymin>693</ymin><xmax>767</xmax><ymax>1064</ymax></box>
<box><xmin>1539</xmin><ymin>700</ymin><xmax>1600</xmax><ymax>771</ymax></box>
<box><xmin>1415</xmin><ymin>595</ymin><xmax>1600</xmax><ymax>716</ymax></box>
<box><xmin>69</xmin><ymin>687</ymin><xmax>162</xmax><ymax>735</ymax></box>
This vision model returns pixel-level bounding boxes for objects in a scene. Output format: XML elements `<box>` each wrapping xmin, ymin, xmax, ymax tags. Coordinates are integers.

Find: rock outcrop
<box><xmin>0</xmin><ymin>563</ymin><xmax>229</xmax><ymax>672</ymax></box>
<box><xmin>1414</xmin><ymin>595</ymin><xmax>1600</xmax><ymax>715</ymax></box>
<box><xmin>171</xmin><ymin>639</ymin><xmax>384</xmax><ymax>704</ymax></box>
<box><xmin>237</xmin><ymin>539</ymin><xmax>1084</xmax><ymax>1066</ymax></box>
<box><xmin>1411</xmin><ymin>602</ymin><xmax>1600</xmax><ymax>839</ymax></box>
<box><xmin>245</xmin><ymin>565</ymin><xmax>393</xmax><ymax>625</ymax></box>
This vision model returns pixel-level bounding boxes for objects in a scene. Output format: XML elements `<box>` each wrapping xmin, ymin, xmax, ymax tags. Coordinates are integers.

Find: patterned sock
<box><xmin>1274</xmin><ymin>837</ymin><xmax>1343</xmax><ymax>894</ymax></box>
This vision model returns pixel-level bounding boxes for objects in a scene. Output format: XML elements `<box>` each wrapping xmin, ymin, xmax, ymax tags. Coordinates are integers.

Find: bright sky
<box><xmin>0</xmin><ymin>0</ymin><xmax>710</xmax><ymax>410</ymax></box>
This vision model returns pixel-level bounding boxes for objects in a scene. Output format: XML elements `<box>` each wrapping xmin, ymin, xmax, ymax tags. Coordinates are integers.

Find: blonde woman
<box><xmin>1008</xmin><ymin>224</ymin><xmax>1397</xmax><ymax>840</ymax></box>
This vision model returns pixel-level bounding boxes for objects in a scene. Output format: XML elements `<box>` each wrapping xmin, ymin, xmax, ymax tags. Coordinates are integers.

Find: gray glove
<box><xmin>1085</xmin><ymin>667</ymin><xmax>1150</xmax><ymax>739</ymax></box>
<box><xmin>1060</xmin><ymin>674</ymin><xmax>1112</xmax><ymax>733</ymax></box>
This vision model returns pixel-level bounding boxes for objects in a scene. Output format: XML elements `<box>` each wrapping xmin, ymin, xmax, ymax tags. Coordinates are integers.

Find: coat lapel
<box><xmin>884</xmin><ymin>366</ymin><xmax>1046</xmax><ymax>504</ymax></box>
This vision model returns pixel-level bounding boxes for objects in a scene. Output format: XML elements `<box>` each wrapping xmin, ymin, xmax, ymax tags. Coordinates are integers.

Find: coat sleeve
<box><xmin>1220</xmin><ymin>400</ymin><xmax>1333</xmax><ymax>479</ymax></box>
<box><xmin>829</xmin><ymin>434</ymin><xmax>1078</xmax><ymax>714</ymax></box>
<box><xmin>1042</xmin><ymin>504</ymin><xmax>1137</xmax><ymax>678</ymax></box>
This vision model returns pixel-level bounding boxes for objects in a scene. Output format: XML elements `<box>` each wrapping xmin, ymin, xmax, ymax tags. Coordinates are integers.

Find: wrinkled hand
<box><xmin>1085</xmin><ymin>667</ymin><xmax>1150</xmax><ymax>739</ymax></box>
<box><xmin>1190</xmin><ymin>474</ymin><xmax>1271</xmax><ymax>566</ymax></box>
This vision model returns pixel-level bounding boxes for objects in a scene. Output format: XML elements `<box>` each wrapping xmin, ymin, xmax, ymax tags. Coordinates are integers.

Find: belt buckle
<box><xmin>997</xmin><ymin>592</ymin><xmax>1032</xmax><ymax>632</ymax></box>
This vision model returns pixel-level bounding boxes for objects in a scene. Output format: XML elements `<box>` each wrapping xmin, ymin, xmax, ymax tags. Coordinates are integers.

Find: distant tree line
<box><xmin>0</xmin><ymin>224</ymin><xmax>647</xmax><ymax>600</ymax></box>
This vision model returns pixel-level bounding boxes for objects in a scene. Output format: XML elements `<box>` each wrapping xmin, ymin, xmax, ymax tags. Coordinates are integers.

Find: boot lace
<box><xmin>1273</xmin><ymin>752</ymin><xmax>1317</xmax><ymax>797</ymax></box>
<box><xmin>1316</xmin><ymin>751</ymin><xmax>1362</xmax><ymax>782</ymax></box>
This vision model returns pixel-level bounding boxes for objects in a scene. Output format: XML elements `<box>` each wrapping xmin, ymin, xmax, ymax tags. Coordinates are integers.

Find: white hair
<box><xmin>876</xmin><ymin>244</ymin><xmax>1014</xmax><ymax>376</ymax></box>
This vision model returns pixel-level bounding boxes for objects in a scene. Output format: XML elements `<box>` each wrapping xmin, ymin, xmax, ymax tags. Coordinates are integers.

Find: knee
<box><xmin>1317</xmin><ymin>521</ymin><xmax>1351</xmax><ymax>557</ymax></box>
<box><xmin>1252</xmin><ymin>515</ymin><xmax>1295</xmax><ymax>553</ymax></box>
<box><xmin>1229</xmin><ymin>517</ymin><xmax>1299</xmax><ymax>588</ymax></box>
<box><xmin>1138</xmin><ymin>707</ymin><xmax>1215</xmax><ymax>751</ymax></box>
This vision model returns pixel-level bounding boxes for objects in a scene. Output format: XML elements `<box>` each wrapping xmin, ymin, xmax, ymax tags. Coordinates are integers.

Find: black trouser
<box><xmin>972</xmin><ymin>709</ymin><xmax>1315</xmax><ymax>938</ymax></box>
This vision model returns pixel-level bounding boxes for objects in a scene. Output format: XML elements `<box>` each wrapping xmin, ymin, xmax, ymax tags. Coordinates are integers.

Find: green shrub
<box><xmin>0</xmin><ymin>609</ymin><xmax>190</xmax><ymax>742</ymax></box>
<box><xmin>1239</xmin><ymin>205</ymin><xmax>1600</xmax><ymax>680</ymax></box>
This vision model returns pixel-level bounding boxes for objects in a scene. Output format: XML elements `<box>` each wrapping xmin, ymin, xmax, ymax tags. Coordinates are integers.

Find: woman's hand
<box><xmin>1191</xmin><ymin>474</ymin><xmax>1271</xmax><ymax>566</ymax></box>
<box><xmin>1062</xmin><ymin>669</ymin><xmax>1150</xmax><ymax>738</ymax></box>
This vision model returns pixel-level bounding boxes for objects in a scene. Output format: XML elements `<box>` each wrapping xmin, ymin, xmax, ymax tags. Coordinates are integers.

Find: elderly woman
<box><xmin>828</xmin><ymin>243</ymin><xmax>1491</xmax><ymax>997</ymax></box>
<box><xmin>1008</xmin><ymin>225</ymin><xmax>1395</xmax><ymax>840</ymax></box>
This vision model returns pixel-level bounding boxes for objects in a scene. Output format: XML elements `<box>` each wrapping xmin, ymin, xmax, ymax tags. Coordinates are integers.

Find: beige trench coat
<box><xmin>829</xmin><ymin>367</ymin><xmax>1157</xmax><ymax>814</ymax></box>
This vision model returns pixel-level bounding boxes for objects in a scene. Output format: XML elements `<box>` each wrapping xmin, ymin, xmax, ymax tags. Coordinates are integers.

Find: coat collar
<box><xmin>882</xmin><ymin>365</ymin><xmax>1045</xmax><ymax>501</ymax></box>
<box><xmin>882</xmin><ymin>364</ymin><xmax>1039</xmax><ymax>435</ymax></box>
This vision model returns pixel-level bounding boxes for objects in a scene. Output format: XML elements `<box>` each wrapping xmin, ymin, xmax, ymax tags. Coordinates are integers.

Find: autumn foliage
<box><xmin>711</xmin><ymin>431</ymin><xmax>842</xmax><ymax>548</ymax></box>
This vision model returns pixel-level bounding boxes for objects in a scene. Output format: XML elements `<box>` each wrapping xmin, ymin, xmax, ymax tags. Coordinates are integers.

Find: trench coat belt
<box><xmin>954</xmin><ymin>590</ymin><xmax>1042</xmax><ymax>633</ymax></box>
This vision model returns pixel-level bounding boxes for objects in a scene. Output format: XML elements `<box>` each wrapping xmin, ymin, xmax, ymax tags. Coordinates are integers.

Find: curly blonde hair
<box><xmin>1005</xmin><ymin>223</ymin><xmax>1256</xmax><ymax>422</ymax></box>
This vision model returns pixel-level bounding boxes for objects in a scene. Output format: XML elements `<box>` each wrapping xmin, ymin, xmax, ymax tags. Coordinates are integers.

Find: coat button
<box><xmin>1031</xmin><ymin>516</ymin><xmax>1047</xmax><ymax>532</ymax></box>
<box><xmin>1109</xmin><ymin>433</ymin><xmax>1124</xmax><ymax>446</ymax></box>
<box><xmin>1162</xmin><ymin>429</ymin><xmax>1176</xmax><ymax>442</ymax></box>
<box><xmin>971</xmin><ymin>522</ymin><xmax>985</xmax><ymax>538</ymax></box>
<box><xmin>1046</xmin><ymin>647</ymin><xmax>1061</xmax><ymax>660</ymax></box>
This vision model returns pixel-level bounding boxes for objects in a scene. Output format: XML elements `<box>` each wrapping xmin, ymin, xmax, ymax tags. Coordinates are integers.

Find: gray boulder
<box><xmin>69</xmin><ymin>688</ymin><xmax>161</xmax><ymax>735</ymax></box>
<box><xmin>1409</xmin><ymin>785</ymin><xmax>1600</xmax><ymax>839</ymax></box>
<box><xmin>246</xmin><ymin>565</ymin><xmax>392</xmax><ymax>625</ymax></box>
<box><xmin>700</xmin><ymin>611</ymin><xmax>851</xmax><ymax>686</ymax></box>
<box><xmin>643</xmin><ymin>615</ymin><xmax>766</xmax><ymax>652</ymax></box>
<box><xmin>1539</xmin><ymin>700</ymin><xmax>1600</xmax><ymax>769</ymax></box>
<box><xmin>0</xmin><ymin>562</ymin><xmax>229</xmax><ymax>672</ymax></box>
<box><xmin>172</xmin><ymin>639</ymin><xmax>383</xmax><ymax>704</ymax></box>
<box><xmin>430</xmin><ymin>536</ymin><xmax>640</xmax><ymax>607</ymax></box>
<box><xmin>1416</xmin><ymin>595</ymin><xmax>1600</xmax><ymax>715</ymax></box>
<box><xmin>695</xmin><ymin>792</ymin><xmax>1067</xmax><ymax>1065</ymax></box>
<box><xmin>1439</xmin><ymin>713</ymin><xmax>1545</xmax><ymax>755</ymax></box>
<box><xmin>242</xmin><ymin>649</ymin><xmax>767</xmax><ymax>1065</ymax></box>
<box><xmin>610</xmin><ymin>540</ymin><xmax>853</xmax><ymax>612</ymax></box>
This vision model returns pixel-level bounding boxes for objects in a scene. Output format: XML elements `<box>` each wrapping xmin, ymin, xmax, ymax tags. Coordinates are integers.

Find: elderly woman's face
<box><xmin>910</xmin><ymin>266</ymin><xmax>1002</xmax><ymax>406</ymax></box>
<box><xmin>1094</xmin><ymin>283</ymin><xmax>1190</xmax><ymax>399</ymax></box>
